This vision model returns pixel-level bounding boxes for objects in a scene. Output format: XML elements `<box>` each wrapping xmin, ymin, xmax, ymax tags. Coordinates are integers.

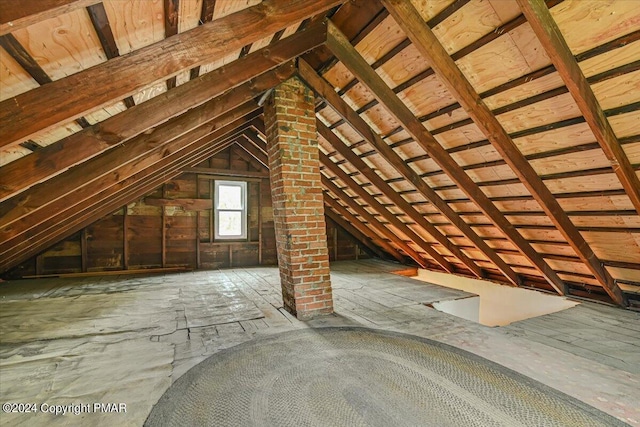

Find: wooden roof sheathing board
<box><xmin>0</xmin><ymin>0</ymin><xmax>638</xmax><ymax>307</ymax></box>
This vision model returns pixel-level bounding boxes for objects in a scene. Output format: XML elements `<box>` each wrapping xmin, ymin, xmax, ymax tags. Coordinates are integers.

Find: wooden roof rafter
<box><xmin>317</xmin><ymin>120</ymin><xmax>483</xmax><ymax>279</ymax></box>
<box><xmin>0</xmin><ymin>106</ymin><xmax>260</xmax><ymax>271</ymax></box>
<box><xmin>0</xmin><ymin>0</ymin><xmax>344</xmax><ymax>148</ymax></box>
<box><xmin>0</xmin><ymin>59</ymin><xmax>297</xmax><ymax>272</ymax></box>
<box><xmin>323</xmin><ymin>194</ymin><xmax>406</xmax><ymax>264</ymax></box>
<box><xmin>298</xmin><ymin>59</ymin><xmax>522</xmax><ymax>287</ymax></box>
<box><xmin>320</xmin><ymin>151</ymin><xmax>455</xmax><ymax>273</ymax></box>
<box><xmin>235</xmin><ymin>130</ymin><xmax>398</xmax><ymax>262</ymax></box>
<box><xmin>517</xmin><ymin>0</ymin><xmax>640</xmax><ymax>218</ymax></box>
<box><xmin>321</xmin><ymin>174</ymin><xmax>431</xmax><ymax>270</ymax></box>
<box><xmin>380</xmin><ymin>0</ymin><xmax>627</xmax><ymax>307</ymax></box>
<box><xmin>0</xmin><ymin>22</ymin><xmax>328</xmax><ymax>202</ymax></box>
<box><xmin>324</xmin><ymin>20</ymin><xmax>569</xmax><ymax>296</ymax></box>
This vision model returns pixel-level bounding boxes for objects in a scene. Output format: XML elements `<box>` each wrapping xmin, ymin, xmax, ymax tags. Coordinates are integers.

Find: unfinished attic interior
<box><xmin>0</xmin><ymin>0</ymin><xmax>639</xmax><ymax>425</ymax></box>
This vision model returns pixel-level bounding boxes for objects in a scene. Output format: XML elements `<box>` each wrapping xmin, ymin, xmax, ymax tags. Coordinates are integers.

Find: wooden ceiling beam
<box><xmin>0</xmin><ymin>71</ymin><xmax>273</xmax><ymax>250</ymax></box>
<box><xmin>381</xmin><ymin>0</ymin><xmax>626</xmax><ymax>306</ymax></box>
<box><xmin>323</xmin><ymin>195</ymin><xmax>405</xmax><ymax>263</ymax></box>
<box><xmin>322</xmin><ymin>175</ymin><xmax>431</xmax><ymax>269</ymax></box>
<box><xmin>320</xmin><ymin>152</ymin><xmax>455</xmax><ymax>273</ymax></box>
<box><xmin>298</xmin><ymin>58</ymin><xmax>521</xmax><ymax>286</ymax></box>
<box><xmin>0</xmin><ymin>0</ymin><xmax>100</xmax><ymax>35</ymax></box>
<box><xmin>0</xmin><ymin>61</ymin><xmax>292</xmax><ymax>228</ymax></box>
<box><xmin>86</xmin><ymin>2</ymin><xmax>136</xmax><ymax>108</ymax></box>
<box><xmin>517</xmin><ymin>0</ymin><xmax>640</xmax><ymax>218</ymax></box>
<box><xmin>0</xmin><ymin>26</ymin><xmax>326</xmax><ymax>202</ymax></box>
<box><xmin>233</xmin><ymin>133</ymin><xmax>393</xmax><ymax>262</ymax></box>
<box><xmin>235</xmin><ymin>135</ymin><xmax>269</xmax><ymax>169</ymax></box>
<box><xmin>317</xmin><ymin>121</ymin><xmax>482</xmax><ymax>278</ymax></box>
<box><xmin>0</xmin><ymin>0</ymin><xmax>343</xmax><ymax>147</ymax></box>
<box><xmin>164</xmin><ymin>0</ymin><xmax>180</xmax><ymax>90</ymax></box>
<box><xmin>325</xmin><ymin>20</ymin><xmax>567</xmax><ymax>294</ymax></box>
<box><xmin>0</xmin><ymin>111</ymin><xmax>255</xmax><ymax>272</ymax></box>
<box><xmin>324</xmin><ymin>208</ymin><xmax>387</xmax><ymax>260</ymax></box>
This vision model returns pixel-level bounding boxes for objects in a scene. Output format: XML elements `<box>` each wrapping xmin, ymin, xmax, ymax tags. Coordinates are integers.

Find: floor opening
<box><xmin>411</xmin><ymin>269</ymin><xmax>579</xmax><ymax>327</ymax></box>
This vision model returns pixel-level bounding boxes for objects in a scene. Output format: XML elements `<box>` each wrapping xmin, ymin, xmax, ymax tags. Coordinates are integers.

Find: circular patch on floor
<box><xmin>145</xmin><ymin>327</ymin><xmax>626</xmax><ymax>427</ymax></box>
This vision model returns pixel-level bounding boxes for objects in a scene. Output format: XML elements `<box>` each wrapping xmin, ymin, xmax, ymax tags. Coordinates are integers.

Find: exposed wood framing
<box><xmin>0</xmin><ymin>0</ymin><xmax>343</xmax><ymax>147</ymax></box>
<box><xmin>0</xmin><ymin>110</ymin><xmax>255</xmax><ymax>271</ymax></box>
<box><xmin>145</xmin><ymin>198</ymin><xmax>213</xmax><ymax>210</ymax></box>
<box><xmin>241</xmin><ymin>124</ymin><xmax>397</xmax><ymax>265</ymax></box>
<box><xmin>322</xmin><ymin>175</ymin><xmax>430</xmax><ymax>269</ymax></box>
<box><xmin>325</xmin><ymin>20</ymin><xmax>568</xmax><ymax>295</ymax></box>
<box><xmin>0</xmin><ymin>64</ymin><xmax>294</xmax><ymax>234</ymax></box>
<box><xmin>0</xmin><ymin>0</ymin><xmax>101</xmax><ymax>35</ymax></box>
<box><xmin>298</xmin><ymin>59</ymin><xmax>521</xmax><ymax>286</ymax></box>
<box><xmin>323</xmin><ymin>194</ymin><xmax>405</xmax><ymax>264</ymax></box>
<box><xmin>380</xmin><ymin>0</ymin><xmax>626</xmax><ymax>306</ymax></box>
<box><xmin>324</xmin><ymin>209</ymin><xmax>386</xmax><ymax>260</ymax></box>
<box><xmin>86</xmin><ymin>2</ymin><xmax>136</xmax><ymax>108</ymax></box>
<box><xmin>517</xmin><ymin>0</ymin><xmax>640</xmax><ymax>218</ymax></box>
<box><xmin>318</xmin><ymin>122</ymin><xmax>481</xmax><ymax>277</ymax></box>
<box><xmin>320</xmin><ymin>152</ymin><xmax>454</xmax><ymax>273</ymax></box>
<box><xmin>189</xmin><ymin>0</ymin><xmax>217</xmax><ymax>80</ymax></box>
<box><xmin>164</xmin><ymin>0</ymin><xmax>180</xmax><ymax>90</ymax></box>
<box><xmin>0</xmin><ymin>27</ymin><xmax>326</xmax><ymax>202</ymax></box>
<box><xmin>0</xmin><ymin>98</ymin><xmax>263</xmax><ymax>271</ymax></box>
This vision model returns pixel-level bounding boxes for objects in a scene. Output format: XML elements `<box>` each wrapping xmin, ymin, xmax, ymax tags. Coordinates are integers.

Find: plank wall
<box><xmin>3</xmin><ymin>145</ymin><xmax>369</xmax><ymax>279</ymax></box>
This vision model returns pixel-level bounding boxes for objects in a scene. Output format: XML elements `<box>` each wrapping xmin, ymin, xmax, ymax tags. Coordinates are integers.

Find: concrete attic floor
<box><xmin>1</xmin><ymin>259</ymin><xmax>638</xmax><ymax>426</ymax></box>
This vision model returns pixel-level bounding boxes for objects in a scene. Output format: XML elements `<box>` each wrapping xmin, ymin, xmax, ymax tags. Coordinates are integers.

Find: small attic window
<box><xmin>214</xmin><ymin>180</ymin><xmax>247</xmax><ymax>240</ymax></box>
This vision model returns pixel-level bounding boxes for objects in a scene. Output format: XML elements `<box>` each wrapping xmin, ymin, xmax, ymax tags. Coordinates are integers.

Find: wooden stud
<box><xmin>381</xmin><ymin>0</ymin><xmax>625</xmax><ymax>306</ymax></box>
<box><xmin>123</xmin><ymin>207</ymin><xmax>129</xmax><ymax>270</ymax></box>
<box><xmin>81</xmin><ymin>227</ymin><xmax>88</xmax><ymax>272</ymax></box>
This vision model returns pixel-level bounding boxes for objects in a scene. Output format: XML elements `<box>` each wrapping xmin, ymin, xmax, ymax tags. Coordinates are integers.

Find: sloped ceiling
<box><xmin>0</xmin><ymin>0</ymin><xmax>638</xmax><ymax>307</ymax></box>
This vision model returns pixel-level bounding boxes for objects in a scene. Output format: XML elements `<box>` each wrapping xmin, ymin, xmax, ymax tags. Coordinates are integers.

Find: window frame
<box><xmin>214</xmin><ymin>180</ymin><xmax>248</xmax><ymax>240</ymax></box>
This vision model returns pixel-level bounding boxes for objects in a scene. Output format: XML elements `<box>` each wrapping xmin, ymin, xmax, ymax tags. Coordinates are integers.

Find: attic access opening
<box><xmin>410</xmin><ymin>270</ymin><xmax>579</xmax><ymax>327</ymax></box>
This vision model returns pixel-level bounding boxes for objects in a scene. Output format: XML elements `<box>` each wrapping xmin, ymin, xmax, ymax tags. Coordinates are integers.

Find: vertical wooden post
<box><xmin>195</xmin><ymin>176</ymin><xmax>201</xmax><ymax>269</ymax></box>
<box><xmin>81</xmin><ymin>228</ymin><xmax>88</xmax><ymax>272</ymax></box>
<box><xmin>161</xmin><ymin>185</ymin><xmax>167</xmax><ymax>268</ymax></box>
<box><xmin>209</xmin><ymin>180</ymin><xmax>214</xmax><ymax>243</ymax></box>
<box><xmin>35</xmin><ymin>253</ymin><xmax>44</xmax><ymax>276</ymax></box>
<box><xmin>333</xmin><ymin>225</ymin><xmax>338</xmax><ymax>261</ymax></box>
<box><xmin>123</xmin><ymin>207</ymin><xmax>129</xmax><ymax>270</ymax></box>
<box><xmin>258</xmin><ymin>179</ymin><xmax>263</xmax><ymax>265</ymax></box>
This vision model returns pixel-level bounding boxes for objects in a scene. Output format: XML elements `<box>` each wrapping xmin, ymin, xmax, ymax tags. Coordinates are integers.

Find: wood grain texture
<box><xmin>0</xmin><ymin>0</ymin><xmax>101</xmax><ymax>35</ymax></box>
<box><xmin>0</xmin><ymin>0</ymin><xmax>343</xmax><ymax>148</ymax></box>
<box><xmin>0</xmin><ymin>27</ymin><xmax>325</xmax><ymax>202</ymax></box>
<box><xmin>298</xmin><ymin>58</ymin><xmax>522</xmax><ymax>287</ymax></box>
<box><xmin>320</xmin><ymin>151</ymin><xmax>455</xmax><ymax>273</ymax></box>
<box><xmin>326</xmin><ymin>19</ymin><xmax>568</xmax><ymax>295</ymax></box>
<box><xmin>0</xmin><ymin>65</ymin><xmax>294</xmax><ymax>248</ymax></box>
<box><xmin>0</xmin><ymin>110</ymin><xmax>256</xmax><ymax>272</ymax></box>
<box><xmin>517</xmin><ymin>0</ymin><xmax>640</xmax><ymax>219</ymax></box>
<box><xmin>381</xmin><ymin>0</ymin><xmax>625</xmax><ymax>305</ymax></box>
<box><xmin>322</xmin><ymin>175</ymin><xmax>429</xmax><ymax>268</ymax></box>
